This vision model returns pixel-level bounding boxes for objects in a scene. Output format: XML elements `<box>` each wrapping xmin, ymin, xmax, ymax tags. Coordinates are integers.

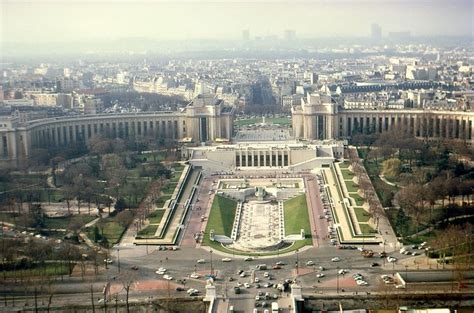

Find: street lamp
<box><xmin>117</xmin><ymin>247</ymin><xmax>121</xmax><ymax>273</ymax></box>
<box><xmin>295</xmin><ymin>249</ymin><xmax>299</xmax><ymax>276</ymax></box>
<box><xmin>405</xmin><ymin>265</ymin><xmax>408</xmax><ymax>292</ymax></box>
<box><xmin>210</xmin><ymin>249</ymin><xmax>213</xmax><ymax>276</ymax></box>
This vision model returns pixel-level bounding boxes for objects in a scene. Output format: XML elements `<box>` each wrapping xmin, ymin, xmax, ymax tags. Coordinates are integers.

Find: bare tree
<box><xmin>119</xmin><ymin>270</ymin><xmax>137</xmax><ymax>313</ymax></box>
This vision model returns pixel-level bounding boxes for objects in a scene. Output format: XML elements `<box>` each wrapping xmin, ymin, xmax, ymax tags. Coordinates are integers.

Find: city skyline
<box><xmin>1</xmin><ymin>0</ymin><xmax>472</xmax><ymax>44</ymax></box>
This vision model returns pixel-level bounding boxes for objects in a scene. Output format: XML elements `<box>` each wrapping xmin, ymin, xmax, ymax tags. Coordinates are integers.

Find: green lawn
<box><xmin>234</xmin><ymin>118</ymin><xmax>263</xmax><ymax>126</ymax></box>
<box><xmin>235</xmin><ymin>117</ymin><xmax>291</xmax><ymax>127</ymax></box>
<box><xmin>339</xmin><ymin>162</ymin><xmax>350</xmax><ymax>169</ymax></box>
<box><xmin>201</xmin><ymin>194</ymin><xmax>312</xmax><ymax>255</ymax></box>
<box><xmin>172</xmin><ymin>163</ymin><xmax>185</xmax><ymax>171</ymax></box>
<box><xmin>349</xmin><ymin>193</ymin><xmax>365</xmax><ymax>206</ymax></box>
<box><xmin>340</xmin><ymin>169</ymin><xmax>354</xmax><ymax>180</ymax></box>
<box><xmin>44</xmin><ymin>216</ymin><xmax>96</xmax><ymax>230</ymax></box>
<box><xmin>170</xmin><ymin>172</ymin><xmax>182</xmax><ymax>182</ymax></box>
<box><xmin>0</xmin><ymin>213</ymin><xmax>19</xmax><ymax>225</ymax></box>
<box><xmin>266</xmin><ymin>117</ymin><xmax>292</xmax><ymax>126</ymax></box>
<box><xmin>0</xmin><ymin>213</ymin><xmax>95</xmax><ymax>230</ymax></box>
<box><xmin>345</xmin><ymin>182</ymin><xmax>359</xmax><ymax>193</ymax></box>
<box><xmin>156</xmin><ymin>195</ymin><xmax>172</xmax><ymax>207</ymax></box>
<box><xmin>359</xmin><ymin>223</ymin><xmax>377</xmax><ymax>235</ymax></box>
<box><xmin>202</xmin><ymin>195</ymin><xmax>237</xmax><ymax>239</ymax></box>
<box><xmin>90</xmin><ymin>218</ymin><xmax>127</xmax><ymax>248</ymax></box>
<box><xmin>126</xmin><ymin>168</ymin><xmax>142</xmax><ymax>178</ymax></box>
<box><xmin>354</xmin><ymin>207</ymin><xmax>371</xmax><ymax>223</ymax></box>
<box><xmin>137</xmin><ymin>224</ymin><xmax>158</xmax><ymax>237</ymax></box>
<box><xmin>1</xmin><ymin>263</ymin><xmax>71</xmax><ymax>278</ymax></box>
<box><xmin>161</xmin><ymin>182</ymin><xmax>178</xmax><ymax>195</ymax></box>
<box><xmin>283</xmin><ymin>194</ymin><xmax>311</xmax><ymax>236</ymax></box>
<box><xmin>148</xmin><ymin>210</ymin><xmax>165</xmax><ymax>224</ymax></box>
<box><xmin>137</xmin><ymin>152</ymin><xmax>166</xmax><ymax>162</ymax></box>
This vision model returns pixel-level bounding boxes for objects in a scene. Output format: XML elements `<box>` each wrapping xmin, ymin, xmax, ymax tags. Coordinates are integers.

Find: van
<box><xmin>271</xmin><ymin>302</ymin><xmax>279</xmax><ymax>312</ymax></box>
<box><xmin>256</xmin><ymin>264</ymin><xmax>267</xmax><ymax>270</ymax></box>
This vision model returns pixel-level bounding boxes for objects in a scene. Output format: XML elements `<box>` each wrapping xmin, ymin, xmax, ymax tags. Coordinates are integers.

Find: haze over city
<box><xmin>0</xmin><ymin>0</ymin><xmax>473</xmax><ymax>312</ymax></box>
<box><xmin>2</xmin><ymin>0</ymin><xmax>472</xmax><ymax>44</ymax></box>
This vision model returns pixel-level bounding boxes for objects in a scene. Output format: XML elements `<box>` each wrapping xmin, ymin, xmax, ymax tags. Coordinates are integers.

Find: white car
<box><xmin>240</xmin><ymin>272</ymin><xmax>246</xmax><ymax>277</ymax></box>
<box><xmin>306</xmin><ymin>260</ymin><xmax>314</xmax><ymax>266</ymax></box>
<box><xmin>190</xmin><ymin>273</ymin><xmax>200</xmax><ymax>279</ymax></box>
<box><xmin>387</xmin><ymin>257</ymin><xmax>397</xmax><ymax>263</ymax></box>
<box><xmin>356</xmin><ymin>280</ymin><xmax>368</xmax><ymax>286</ymax></box>
<box><xmin>395</xmin><ymin>284</ymin><xmax>406</xmax><ymax>289</ymax></box>
<box><xmin>197</xmin><ymin>259</ymin><xmax>206</xmax><ymax>264</ymax></box>
<box><xmin>244</xmin><ymin>257</ymin><xmax>254</xmax><ymax>261</ymax></box>
<box><xmin>255</xmin><ymin>295</ymin><xmax>260</xmax><ymax>301</ymax></box>
<box><xmin>163</xmin><ymin>274</ymin><xmax>173</xmax><ymax>280</ymax></box>
<box><xmin>254</xmin><ymin>278</ymin><xmax>260</xmax><ymax>283</ymax></box>
<box><xmin>331</xmin><ymin>257</ymin><xmax>341</xmax><ymax>262</ymax></box>
<box><xmin>222</xmin><ymin>258</ymin><xmax>232</xmax><ymax>262</ymax></box>
<box><xmin>316</xmin><ymin>273</ymin><xmax>325</xmax><ymax>278</ymax></box>
<box><xmin>104</xmin><ymin>259</ymin><xmax>113</xmax><ymax>264</ymax></box>
<box><xmin>187</xmin><ymin>288</ymin><xmax>199</xmax><ymax>294</ymax></box>
<box><xmin>244</xmin><ymin>283</ymin><xmax>251</xmax><ymax>288</ymax></box>
<box><xmin>263</xmin><ymin>272</ymin><xmax>269</xmax><ymax>277</ymax></box>
<box><xmin>338</xmin><ymin>269</ymin><xmax>348</xmax><ymax>275</ymax></box>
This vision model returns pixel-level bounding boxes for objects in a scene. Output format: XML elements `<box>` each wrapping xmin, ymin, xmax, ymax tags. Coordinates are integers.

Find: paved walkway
<box><xmin>322</xmin><ymin>166</ymin><xmax>381</xmax><ymax>244</ymax></box>
<box><xmin>305</xmin><ymin>177</ymin><xmax>321</xmax><ymax>247</ymax></box>
<box><xmin>134</xmin><ymin>166</ymin><xmax>201</xmax><ymax>245</ymax></box>
<box><xmin>379</xmin><ymin>175</ymin><xmax>397</xmax><ymax>187</ymax></box>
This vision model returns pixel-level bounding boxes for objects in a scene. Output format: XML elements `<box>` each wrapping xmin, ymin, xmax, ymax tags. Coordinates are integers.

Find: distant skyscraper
<box><xmin>371</xmin><ymin>23</ymin><xmax>382</xmax><ymax>41</ymax></box>
<box><xmin>242</xmin><ymin>29</ymin><xmax>250</xmax><ymax>41</ymax></box>
<box><xmin>284</xmin><ymin>29</ymin><xmax>296</xmax><ymax>41</ymax></box>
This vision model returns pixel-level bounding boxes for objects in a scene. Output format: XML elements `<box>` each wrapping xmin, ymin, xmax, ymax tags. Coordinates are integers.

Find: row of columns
<box><xmin>340</xmin><ymin>113</ymin><xmax>473</xmax><ymax>141</ymax></box>
<box><xmin>32</xmin><ymin>118</ymin><xmax>182</xmax><ymax>148</ymax></box>
<box><xmin>235</xmin><ymin>149</ymin><xmax>290</xmax><ymax>167</ymax></box>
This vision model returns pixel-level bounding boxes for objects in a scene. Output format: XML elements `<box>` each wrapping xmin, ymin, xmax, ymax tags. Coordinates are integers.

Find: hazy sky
<box><xmin>1</xmin><ymin>0</ymin><xmax>472</xmax><ymax>43</ymax></box>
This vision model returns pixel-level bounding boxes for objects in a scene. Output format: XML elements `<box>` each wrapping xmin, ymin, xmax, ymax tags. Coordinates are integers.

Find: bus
<box><xmin>271</xmin><ymin>302</ymin><xmax>279</xmax><ymax>312</ymax></box>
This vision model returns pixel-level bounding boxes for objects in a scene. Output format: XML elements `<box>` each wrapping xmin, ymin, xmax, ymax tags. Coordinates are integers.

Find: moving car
<box><xmin>331</xmin><ymin>257</ymin><xmax>341</xmax><ymax>262</ymax></box>
<box><xmin>222</xmin><ymin>258</ymin><xmax>232</xmax><ymax>262</ymax></box>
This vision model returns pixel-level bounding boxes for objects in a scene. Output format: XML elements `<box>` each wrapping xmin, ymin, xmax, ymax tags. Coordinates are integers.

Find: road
<box><xmin>1</xmin><ymin>172</ymin><xmax>471</xmax><ymax>311</ymax></box>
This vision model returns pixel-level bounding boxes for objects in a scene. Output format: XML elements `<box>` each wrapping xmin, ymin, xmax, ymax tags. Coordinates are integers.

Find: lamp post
<box><xmin>405</xmin><ymin>265</ymin><xmax>408</xmax><ymax>292</ymax></box>
<box><xmin>210</xmin><ymin>249</ymin><xmax>213</xmax><ymax>276</ymax></box>
<box><xmin>117</xmin><ymin>247</ymin><xmax>121</xmax><ymax>273</ymax></box>
<box><xmin>295</xmin><ymin>249</ymin><xmax>299</xmax><ymax>276</ymax></box>
<box><xmin>145</xmin><ymin>236</ymin><xmax>149</xmax><ymax>255</ymax></box>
